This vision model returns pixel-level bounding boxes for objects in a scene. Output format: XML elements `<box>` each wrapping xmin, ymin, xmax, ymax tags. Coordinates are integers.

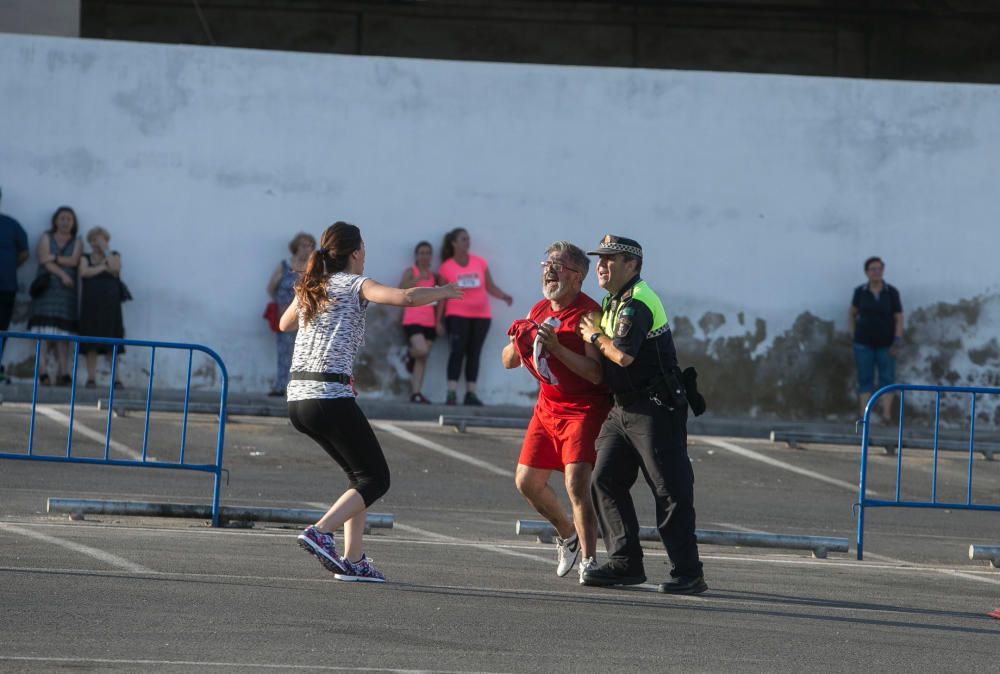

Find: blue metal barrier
<box><xmin>856</xmin><ymin>383</ymin><xmax>1000</xmax><ymax>560</ymax></box>
<box><xmin>0</xmin><ymin>331</ymin><xmax>228</xmax><ymax>527</ymax></box>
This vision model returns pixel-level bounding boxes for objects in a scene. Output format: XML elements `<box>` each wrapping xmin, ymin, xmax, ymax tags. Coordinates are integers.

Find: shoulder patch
<box><xmin>621</xmin><ymin>305</ymin><xmax>636</xmax><ymax>317</ymax></box>
<box><xmin>615</xmin><ymin>315</ymin><xmax>632</xmax><ymax>338</ymax></box>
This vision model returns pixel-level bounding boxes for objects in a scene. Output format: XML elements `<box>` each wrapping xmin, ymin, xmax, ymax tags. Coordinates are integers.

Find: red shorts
<box><xmin>517</xmin><ymin>405</ymin><xmax>609</xmax><ymax>471</ymax></box>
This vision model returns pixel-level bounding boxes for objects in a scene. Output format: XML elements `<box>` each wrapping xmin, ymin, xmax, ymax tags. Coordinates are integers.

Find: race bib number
<box><xmin>457</xmin><ymin>273</ymin><xmax>481</xmax><ymax>289</ymax></box>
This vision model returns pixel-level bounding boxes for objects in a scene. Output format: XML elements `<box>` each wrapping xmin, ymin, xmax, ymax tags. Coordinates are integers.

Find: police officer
<box><xmin>577</xmin><ymin>234</ymin><xmax>707</xmax><ymax>594</ymax></box>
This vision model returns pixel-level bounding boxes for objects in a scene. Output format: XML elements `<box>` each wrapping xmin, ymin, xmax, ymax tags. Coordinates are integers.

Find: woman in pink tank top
<box><xmin>435</xmin><ymin>228</ymin><xmax>513</xmax><ymax>406</ymax></box>
<box><xmin>399</xmin><ymin>241</ymin><xmax>440</xmax><ymax>403</ymax></box>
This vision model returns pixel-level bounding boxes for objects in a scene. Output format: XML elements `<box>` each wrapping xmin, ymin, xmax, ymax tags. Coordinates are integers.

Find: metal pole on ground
<box><xmin>515</xmin><ymin>519</ymin><xmax>848</xmax><ymax>558</ymax></box>
<box><xmin>968</xmin><ymin>544</ymin><xmax>1000</xmax><ymax>569</ymax></box>
<box><xmin>48</xmin><ymin>498</ymin><xmax>394</xmax><ymax>531</ymax></box>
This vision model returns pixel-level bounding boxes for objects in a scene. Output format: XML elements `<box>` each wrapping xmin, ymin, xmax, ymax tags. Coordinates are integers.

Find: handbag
<box><xmin>119</xmin><ymin>279</ymin><xmax>133</xmax><ymax>302</ymax></box>
<box><xmin>29</xmin><ymin>273</ymin><xmax>51</xmax><ymax>299</ymax></box>
<box><xmin>263</xmin><ymin>301</ymin><xmax>280</xmax><ymax>332</ymax></box>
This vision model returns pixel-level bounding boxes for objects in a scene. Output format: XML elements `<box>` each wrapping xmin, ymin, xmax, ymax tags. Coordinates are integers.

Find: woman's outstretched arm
<box><xmin>360</xmin><ymin>279</ymin><xmax>463</xmax><ymax>307</ymax></box>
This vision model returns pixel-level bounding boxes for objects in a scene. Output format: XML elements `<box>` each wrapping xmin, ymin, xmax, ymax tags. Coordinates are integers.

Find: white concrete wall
<box><xmin>2</xmin><ymin>33</ymin><xmax>999</xmax><ymax>405</ymax></box>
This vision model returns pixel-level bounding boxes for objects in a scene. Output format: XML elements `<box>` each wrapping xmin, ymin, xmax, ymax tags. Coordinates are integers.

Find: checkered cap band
<box><xmin>602</xmin><ymin>241</ymin><xmax>642</xmax><ymax>257</ymax></box>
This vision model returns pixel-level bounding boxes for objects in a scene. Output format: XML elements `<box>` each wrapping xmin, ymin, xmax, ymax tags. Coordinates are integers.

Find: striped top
<box><xmin>286</xmin><ymin>272</ymin><xmax>369</xmax><ymax>401</ymax></box>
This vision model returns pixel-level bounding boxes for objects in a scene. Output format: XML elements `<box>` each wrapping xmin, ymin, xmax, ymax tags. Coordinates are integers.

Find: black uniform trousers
<box><xmin>592</xmin><ymin>398</ymin><xmax>703</xmax><ymax>578</ymax></box>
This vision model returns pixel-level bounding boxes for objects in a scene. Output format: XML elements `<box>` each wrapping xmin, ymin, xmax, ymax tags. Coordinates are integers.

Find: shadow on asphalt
<box><xmin>392</xmin><ymin>581</ymin><xmax>998</xmax><ymax>635</ymax></box>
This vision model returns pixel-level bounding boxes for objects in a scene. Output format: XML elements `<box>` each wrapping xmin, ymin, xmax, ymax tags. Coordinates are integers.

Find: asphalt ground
<box><xmin>1</xmin><ymin>402</ymin><xmax>998</xmax><ymax>673</ymax></box>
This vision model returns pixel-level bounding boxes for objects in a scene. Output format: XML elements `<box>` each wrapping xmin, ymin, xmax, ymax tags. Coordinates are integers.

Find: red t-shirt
<box><xmin>527</xmin><ymin>293</ymin><xmax>610</xmax><ymax>417</ymax></box>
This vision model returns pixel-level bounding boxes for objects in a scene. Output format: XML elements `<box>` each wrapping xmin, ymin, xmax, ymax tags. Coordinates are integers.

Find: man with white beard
<box><xmin>502</xmin><ymin>241</ymin><xmax>610</xmax><ymax>583</ymax></box>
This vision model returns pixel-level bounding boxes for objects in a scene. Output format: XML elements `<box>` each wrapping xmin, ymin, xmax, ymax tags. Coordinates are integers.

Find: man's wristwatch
<box><xmin>590</xmin><ymin>332</ymin><xmax>601</xmax><ymax>345</ymax></box>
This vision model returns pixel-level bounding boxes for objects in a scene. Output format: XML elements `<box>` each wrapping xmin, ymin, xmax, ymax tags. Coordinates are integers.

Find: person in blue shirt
<box><xmin>0</xmin><ymin>187</ymin><xmax>29</xmax><ymax>378</ymax></box>
<box><xmin>848</xmin><ymin>256</ymin><xmax>903</xmax><ymax>421</ymax></box>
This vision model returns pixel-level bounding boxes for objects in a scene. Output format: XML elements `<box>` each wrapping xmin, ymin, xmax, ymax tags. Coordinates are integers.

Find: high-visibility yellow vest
<box><xmin>600</xmin><ymin>280</ymin><xmax>670</xmax><ymax>340</ymax></box>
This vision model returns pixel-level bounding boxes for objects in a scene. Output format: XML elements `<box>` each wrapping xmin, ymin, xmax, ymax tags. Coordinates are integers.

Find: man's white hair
<box><xmin>545</xmin><ymin>241</ymin><xmax>589</xmax><ymax>278</ymax></box>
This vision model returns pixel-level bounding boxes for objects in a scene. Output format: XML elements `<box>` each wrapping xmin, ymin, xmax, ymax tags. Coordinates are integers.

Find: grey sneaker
<box><xmin>555</xmin><ymin>532</ymin><xmax>580</xmax><ymax>577</ymax></box>
<box><xmin>578</xmin><ymin>557</ymin><xmax>598</xmax><ymax>585</ymax></box>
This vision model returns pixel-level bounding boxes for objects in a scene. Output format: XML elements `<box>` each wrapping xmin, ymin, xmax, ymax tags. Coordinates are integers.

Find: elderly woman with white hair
<box><xmin>79</xmin><ymin>225</ymin><xmax>127</xmax><ymax>389</ymax></box>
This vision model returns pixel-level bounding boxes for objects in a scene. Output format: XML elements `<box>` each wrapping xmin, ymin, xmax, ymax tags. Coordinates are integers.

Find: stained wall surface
<box><xmin>1</xmin><ymin>33</ymin><xmax>998</xmax><ymax>418</ymax></box>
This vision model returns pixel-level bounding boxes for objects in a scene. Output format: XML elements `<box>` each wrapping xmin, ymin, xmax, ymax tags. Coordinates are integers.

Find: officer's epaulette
<box><xmin>620</xmin><ymin>287</ymin><xmax>634</xmax><ymax>302</ymax></box>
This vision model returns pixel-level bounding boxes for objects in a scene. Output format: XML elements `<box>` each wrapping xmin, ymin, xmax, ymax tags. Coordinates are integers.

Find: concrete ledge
<box><xmin>99</xmin><ymin>398</ymin><xmax>249</xmax><ymax>417</ymax></box>
<box><xmin>770</xmin><ymin>430</ymin><xmax>998</xmax><ymax>460</ymax></box>
<box><xmin>516</xmin><ymin>519</ymin><xmax>848</xmax><ymax>558</ymax></box>
<box><xmin>47</xmin><ymin>497</ymin><xmax>394</xmax><ymax>531</ymax></box>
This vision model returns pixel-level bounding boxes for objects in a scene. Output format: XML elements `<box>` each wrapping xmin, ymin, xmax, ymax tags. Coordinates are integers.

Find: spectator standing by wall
<box><xmin>78</xmin><ymin>226</ymin><xmax>126</xmax><ymax>389</ymax></box>
<box><xmin>0</xmin><ymin>187</ymin><xmax>29</xmax><ymax>380</ymax></box>
<box><xmin>436</xmin><ymin>228</ymin><xmax>512</xmax><ymax>406</ymax></box>
<box><xmin>848</xmin><ymin>256</ymin><xmax>903</xmax><ymax>421</ymax></box>
<box><xmin>266</xmin><ymin>232</ymin><xmax>315</xmax><ymax>396</ymax></box>
<box><xmin>28</xmin><ymin>206</ymin><xmax>82</xmax><ymax>385</ymax></box>
<box><xmin>399</xmin><ymin>240</ymin><xmax>440</xmax><ymax>403</ymax></box>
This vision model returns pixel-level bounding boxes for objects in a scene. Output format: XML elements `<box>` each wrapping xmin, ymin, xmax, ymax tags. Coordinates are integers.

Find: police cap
<box><xmin>586</xmin><ymin>234</ymin><xmax>642</xmax><ymax>258</ymax></box>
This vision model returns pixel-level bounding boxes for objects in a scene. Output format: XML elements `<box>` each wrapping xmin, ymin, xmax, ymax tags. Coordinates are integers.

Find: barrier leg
<box><xmin>211</xmin><ymin>470</ymin><xmax>221</xmax><ymax>528</ymax></box>
<box><xmin>856</xmin><ymin>503</ymin><xmax>865</xmax><ymax>561</ymax></box>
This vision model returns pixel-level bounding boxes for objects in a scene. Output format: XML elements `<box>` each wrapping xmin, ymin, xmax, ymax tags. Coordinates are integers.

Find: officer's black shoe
<box><xmin>657</xmin><ymin>575</ymin><xmax>708</xmax><ymax>595</ymax></box>
<box><xmin>580</xmin><ymin>561</ymin><xmax>646</xmax><ymax>587</ymax></box>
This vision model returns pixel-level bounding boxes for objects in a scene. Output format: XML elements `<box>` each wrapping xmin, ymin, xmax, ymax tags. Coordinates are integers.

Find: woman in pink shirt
<box><xmin>436</xmin><ymin>228</ymin><xmax>512</xmax><ymax>405</ymax></box>
<box><xmin>399</xmin><ymin>241</ymin><xmax>440</xmax><ymax>404</ymax></box>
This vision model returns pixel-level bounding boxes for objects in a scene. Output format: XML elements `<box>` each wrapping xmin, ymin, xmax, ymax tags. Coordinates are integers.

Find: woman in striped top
<box><xmin>280</xmin><ymin>221</ymin><xmax>461</xmax><ymax>582</ymax></box>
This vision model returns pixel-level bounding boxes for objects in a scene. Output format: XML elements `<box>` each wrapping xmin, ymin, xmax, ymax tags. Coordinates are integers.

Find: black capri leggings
<box><xmin>288</xmin><ymin>397</ymin><xmax>390</xmax><ymax>507</ymax></box>
<box><xmin>445</xmin><ymin>316</ymin><xmax>491</xmax><ymax>383</ymax></box>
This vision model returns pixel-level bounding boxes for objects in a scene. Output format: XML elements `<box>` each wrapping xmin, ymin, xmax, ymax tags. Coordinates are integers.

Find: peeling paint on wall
<box><xmin>674</xmin><ymin>310</ymin><xmax>855</xmax><ymax>419</ymax></box>
<box><xmin>898</xmin><ymin>293</ymin><xmax>1000</xmax><ymax>425</ymax></box>
<box><xmin>352</xmin><ymin>304</ymin><xmax>410</xmax><ymax>398</ymax></box>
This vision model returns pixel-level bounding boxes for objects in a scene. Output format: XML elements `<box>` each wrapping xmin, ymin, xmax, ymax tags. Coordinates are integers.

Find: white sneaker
<box><xmin>555</xmin><ymin>533</ymin><xmax>580</xmax><ymax>577</ymax></box>
<box><xmin>579</xmin><ymin>557</ymin><xmax>598</xmax><ymax>585</ymax></box>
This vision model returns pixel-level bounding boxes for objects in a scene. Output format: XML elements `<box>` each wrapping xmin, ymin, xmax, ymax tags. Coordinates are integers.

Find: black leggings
<box><xmin>288</xmin><ymin>397</ymin><xmax>390</xmax><ymax>507</ymax></box>
<box><xmin>445</xmin><ymin>316</ymin><xmax>491</xmax><ymax>383</ymax></box>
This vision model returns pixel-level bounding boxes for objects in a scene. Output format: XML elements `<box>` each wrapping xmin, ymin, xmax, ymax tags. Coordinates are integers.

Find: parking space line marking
<box><xmin>711</xmin><ymin>521</ymin><xmax>768</xmax><ymax>534</ymax></box>
<box><xmin>7</xmin><ymin>520</ymin><xmax>996</xmax><ymax>587</ymax></box>
<box><xmin>2</xmin><ymin>564</ymin><xmax>994</xmax><ymax>623</ymax></box>
<box><xmin>937</xmin><ymin>569</ymin><xmax>1000</xmax><ymax>586</ymax></box>
<box><xmin>0</xmin><ymin>522</ymin><xmax>153</xmax><ymax>574</ymax></box>
<box><xmin>300</xmin><ymin>502</ymin><xmax>550</xmax><ymax>564</ymax></box>
<box><xmin>693</xmin><ymin>435</ymin><xmax>874</xmax><ymax>496</ymax></box>
<box><xmin>35</xmin><ymin>405</ymin><xmax>142</xmax><ymax>460</ymax></box>
<box><xmin>371</xmin><ymin>421</ymin><xmax>514</xmax><ymax>477</ymax></box>
<box><xmin>0</xmin><ymin>656</ymin><xmax>501</xmax><ymax>673</ymax></box>
<box><xmin>392</xmin><ymin>522</ymin><xmax>553</xmax><ymax>564</ymax></box>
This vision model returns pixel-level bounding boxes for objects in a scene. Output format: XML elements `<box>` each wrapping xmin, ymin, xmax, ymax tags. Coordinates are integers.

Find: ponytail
<box><xmin>293</xmin><ymin>221</ymin><xmax>362</xmax><ymax>325</ymax></box>
<box><xmin>441</xmin><ymin>228</ymin><xmax>466</xmax><ymax>263</ymax></box>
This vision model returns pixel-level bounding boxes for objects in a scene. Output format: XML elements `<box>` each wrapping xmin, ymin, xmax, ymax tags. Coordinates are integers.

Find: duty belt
<box><xmin>289</xmin><ymin>371</ymin><xmax>352</xmax><ymax>384</ymax></box>
<box><xmin>612</xmin><ymin>388</ymin><xmax>654</xmax><ymax>408</ymax></box>
<box><xmin>612</xmin><ymin>371</ymin><xmax>687</xmax><ymax>410</ymax></box>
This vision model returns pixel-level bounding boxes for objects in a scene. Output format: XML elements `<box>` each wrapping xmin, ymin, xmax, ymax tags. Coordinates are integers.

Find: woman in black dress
<box><xmin>79</xmin><ymin>226</ymin><xmax>125</xmax><ymax>388</ymax></box>
<box><xmin>28</xmin><ymin>206</ymin><xmax>82</xmax><ymax>385</ymax></box>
